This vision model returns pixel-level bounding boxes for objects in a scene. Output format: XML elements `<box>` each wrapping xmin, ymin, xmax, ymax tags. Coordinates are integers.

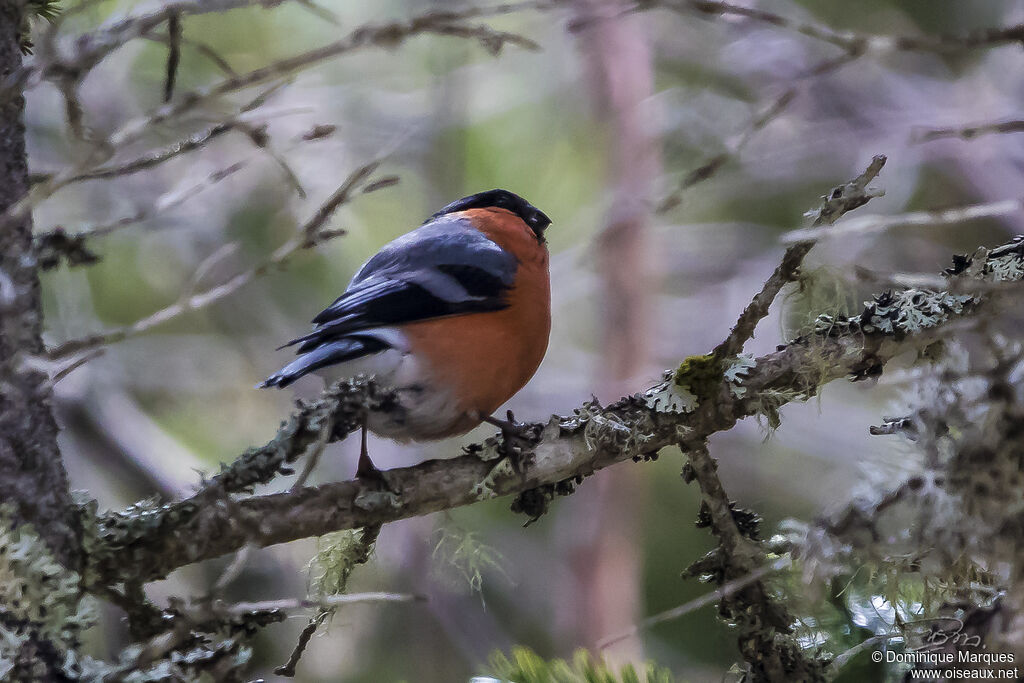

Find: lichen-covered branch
<box><xmin>86</xmin><ymin>232</ymin><xmax>1024</xmax><ymax>587</ymax></box>
<box><xmin>681</xmin><ymin>442</ymin><xmax>823</xmax><ymax>681</ymax></box>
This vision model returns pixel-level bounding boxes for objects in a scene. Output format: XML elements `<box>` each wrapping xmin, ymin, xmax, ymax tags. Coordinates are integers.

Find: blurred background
<box><xmin>27</xmin><ymin>0</ymin><xmax>1024</xmax><ymax>680</ymax></box>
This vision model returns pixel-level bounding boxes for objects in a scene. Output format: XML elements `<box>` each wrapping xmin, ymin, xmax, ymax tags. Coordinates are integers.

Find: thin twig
<box><xmin>164</xmin><ymin>12</ymin><xmax>183</xmax><ymax>102</ymax></box>
<box><xmin>827</xmin><ymin>633</ymin><xmax>903</xmax><ymax>675</ymax></box>
<box><xmin>291</xmin><ymin>421</ymin><xmax>332</xmax><ymax>490</ymax></box>
<box><xmin>35</xmin><ymin>160</ymin><xmax>247</xmax><ymax>249</ymax></box>
<box><xmin>32</xmin><ymin>122</ymin><xmax>235</xmax><ymax>186</ymax></box>
<box><xmin>221</xmin><ymin>591</ymin><xmax>424</xmax><ymax>614</ymax></box>
<box><xmin>914</xmin><ymin>119</ymin><xmax>1024</xmax><ymax>143</ymax></box>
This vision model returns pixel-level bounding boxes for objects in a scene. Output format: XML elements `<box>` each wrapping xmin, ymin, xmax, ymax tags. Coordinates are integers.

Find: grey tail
<box><xmin>258</xmin><ymin>337</ymin><xmax>387</xmax><ymax>389</ymax></box>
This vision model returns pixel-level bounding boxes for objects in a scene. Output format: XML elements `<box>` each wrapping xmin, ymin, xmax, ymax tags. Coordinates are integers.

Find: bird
<box><xmin>260</xmin><ymin>188</ymin><xmax>552</xmax><ymax>482</ymax></box>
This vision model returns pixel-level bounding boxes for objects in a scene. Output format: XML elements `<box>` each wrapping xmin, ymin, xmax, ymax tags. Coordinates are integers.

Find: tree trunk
<box><xmin>0</xmin><ymin>1</ymin><xmax>80</xmax><ymax>573</ymax></box>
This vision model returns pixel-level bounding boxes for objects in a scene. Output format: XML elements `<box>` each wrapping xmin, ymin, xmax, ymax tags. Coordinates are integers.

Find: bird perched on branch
<box><xmin>261</xmin><ymin>189</ymin><xmax>552</xmax><ymax>481</ymax></box>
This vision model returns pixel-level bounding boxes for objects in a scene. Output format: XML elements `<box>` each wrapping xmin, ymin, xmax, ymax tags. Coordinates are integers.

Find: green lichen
<box><xmin>309</xmin><ymin>529</ymin><xmax>374</xmax><ymax>599</ymax></box>
<box><xmin>673</xmin><ymin>353</ymin><xmax>723</xmax><ymax>403</ymax></box>
<box><xmin>431</xmin><ymin>526</ymin><xmax>511</xmax><ymax>599</ymax></box>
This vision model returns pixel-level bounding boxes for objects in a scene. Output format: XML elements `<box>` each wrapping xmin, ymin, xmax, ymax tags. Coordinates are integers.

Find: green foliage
<box><xmin>22</xmin><ymin>1</ymin><xmax>61</xmax><ymax>54</ymax></box>
<box><xmin>431</xmin><ymin>525</ymin><xmax>512</xmax><ymax>599</ymax></box>
<box><xmin>486</xmin><ymin>647</ymin><xmax>677</xmax><ymax>683</ymax></box>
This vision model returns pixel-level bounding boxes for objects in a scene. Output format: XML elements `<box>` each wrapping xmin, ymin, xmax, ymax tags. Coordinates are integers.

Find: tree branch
<box><xmin>87</xmin><ymin>230</ymin><xmax>1024</xmax><ymax>586</ymax></box>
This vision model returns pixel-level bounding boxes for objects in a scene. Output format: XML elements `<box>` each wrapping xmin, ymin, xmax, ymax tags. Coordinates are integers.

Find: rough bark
<box><xmin>0</xmin><ymin>0</ymin><xmax>80</xmax><ymax>572</ymax></box>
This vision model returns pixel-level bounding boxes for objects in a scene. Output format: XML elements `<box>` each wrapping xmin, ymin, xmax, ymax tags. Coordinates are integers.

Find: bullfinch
<box><xmin>261</xmin><ymin>189</ymin><xmax>552</xmax><ymax>480</ymax></box>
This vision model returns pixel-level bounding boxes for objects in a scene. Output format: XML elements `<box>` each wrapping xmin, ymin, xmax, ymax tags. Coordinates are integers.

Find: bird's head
<box><xmin>431</xmin><ymin>189</ymin><xmax>552</xmax><ymax>243</ymax></box>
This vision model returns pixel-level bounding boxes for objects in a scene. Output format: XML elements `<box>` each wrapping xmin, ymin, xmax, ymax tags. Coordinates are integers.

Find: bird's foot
<box><xmin>481</xmin><ymin>410</ymin><xmax>541</xmax><ymax>474</ymax></box>
<box><xmin>356</xmin><ymin>449</ymin><xmax>397</xmax><ymax>494</ymax></box>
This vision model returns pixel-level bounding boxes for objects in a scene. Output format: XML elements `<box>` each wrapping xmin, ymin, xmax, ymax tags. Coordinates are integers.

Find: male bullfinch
<box><xmin>261</xmin><ymin>189</ymin><xmax>552</xmax><ymax>480</ymax></box>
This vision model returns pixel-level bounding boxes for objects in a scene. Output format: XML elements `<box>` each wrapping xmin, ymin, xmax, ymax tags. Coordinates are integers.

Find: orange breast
<box><xmin>399</xmin><ymin>207</ymin><xmax>551</xmax><ymax>436</ymax></box>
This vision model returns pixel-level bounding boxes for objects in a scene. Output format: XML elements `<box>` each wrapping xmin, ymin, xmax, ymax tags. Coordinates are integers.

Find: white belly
<box><xmin>316</xmin><ymin>342</ymin><xmax>466</xmax><ymax>442</ymax></box>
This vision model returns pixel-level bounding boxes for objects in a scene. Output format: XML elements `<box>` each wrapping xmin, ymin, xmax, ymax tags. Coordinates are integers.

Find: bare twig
<box><xmin>275</xmin><ymin>524</ymin><xmax>382</xmax><ymax>677</ymax></box>
<box><xmin>102</xmin><ymin>10</ymin><xmax>543</xmax><ymax>152</ymax></box>
<box><xmin>914</xmin><ymin>119</ymin><xmax>1024</xmax><ymax>142</ymax></box>
<box><xmin>827</xmin><ymin>633</ymin><xmax>902</xmax><ymax>676</ymax></box>
<box><xmin>218</xmin><ymin>591</ymin><xmax>423</xmax><ymax>615</ymax></box>
<box><xmin>32</xmin><ymin>121</ymin><xmax>235</xmax><ymax>186</ymax></box>
<box><xmin>143</xmin><ymin>32</ymin><xmax>238</xmax><ymax>77</ymax></box>
<box><xmin>163</xmin><ymin>12</ymin><xmax>183</xmax><ymax>102</ymax></box>
<box><xmin>291</xmin><ymin>421</ymin><xmax>332</xmax><ymax>490</ymax></box>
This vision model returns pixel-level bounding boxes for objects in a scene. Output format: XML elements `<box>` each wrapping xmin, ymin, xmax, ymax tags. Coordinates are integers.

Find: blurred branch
<box><xmin>656</xmin><ymin>51</ymin><xmax>858</xmax><ymax>213</ymax></box>
<box><xmin>46</xmin><ymin>158</ymin><xmax>393</xmax><ymax>359</ymax></box>
<box><xmin>87</xmin><ymin>229</ymin><xmax>1024</xmax><ymax>586</ymax></box>
<box><xmin>783</xmin><ymin>198</ymin><xmax>1021</xmax><ymax>243</ymax></box>
<box><xmin>101</xmin><ymin>8</ymin><xmax>542</xmax><ymax>151</ymax></box>
<box><xmin>674</xmin><ymin>0</ymin><xmax>1024</xmax><ymax>55</ymax></box>
<box><xmin>202</xmin><ymin>591</ymin><xmax>423</xmax><ymax>616</ymax></box>
<box><xmin>8</xmin><ymin>3</ymin><xmax>546</xmax><ymax>227</ymax></box>
<box><xmin>163</xmin><ymin>11</ymin><xmax>183</xmax><ymax>103</ymax></box>
<box><xmin>598</xmin><ymin>555</ymin><xmax>792</xmax><ymax>649</ymax></box>
<box><xmin>914</xmin><ymin>119</ymin><xmax>1024</xmax><ymax>142</ymax></box>
<box><xmin>35</xmin><ymin>159</ymin><xmax>247</xmax><ymax>268</ymax></box>
<box><xmin>713</xmin><ymin>155</ymin><xmax>886</xmax><ymax>359</ymax></box>
<box><xmin>32</xmin><ymin>121</ymin><xmax>236</xmax><ymax>186</ymax></box>
<box><xmin>143</xmin><ymin>32</ymin><xmax>238</xmax><ymax>78</ymax></box>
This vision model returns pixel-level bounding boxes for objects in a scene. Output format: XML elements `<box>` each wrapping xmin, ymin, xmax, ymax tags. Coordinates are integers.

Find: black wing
<box><xmin>261</xmin><ymin>216</ymin><xmax>517</xmax><ymax>387</ymax></box>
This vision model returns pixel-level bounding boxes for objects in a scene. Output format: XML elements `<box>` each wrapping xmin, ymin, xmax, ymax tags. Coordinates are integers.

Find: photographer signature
<box><xmin>911</xmin><ymin>617</ymin><xmax>983</xmax><ymax>652</ymax></box>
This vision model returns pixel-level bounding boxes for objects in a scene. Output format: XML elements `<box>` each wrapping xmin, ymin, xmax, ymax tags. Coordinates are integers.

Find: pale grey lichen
<box><xmin>860</xmin><ymin>289</ymin><xmax>976</xmax><ymax>335</ymax></box>
<box><xmin>472</xmin><ymin>457</ymin><xmax>517</xmax><ymax>500</ymax></box>
<box><xmin>723</xmin><ymin>353</ymin><xmax>756</xmax><ymax>398</ymax></box>
<box><xmin>583</xmin><ymin>409</ymin><xmax>656</xmax><ymax>456</ymax></box>
<box><xmin>642</xmin><ymin>370</ymin><xmax>698</xmax><ymax>414</ymax></box>
<box><xmin>0</xmin><ymin>505</ymin><xmax>95</xmax><ymax>679</ymax></box>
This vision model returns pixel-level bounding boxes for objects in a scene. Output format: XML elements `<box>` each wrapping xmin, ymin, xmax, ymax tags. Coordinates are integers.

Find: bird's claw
<box><xmin>356</xmin><ymin>459</ymin><xmax>398</xmax><ymax>494</ymax></box>
<box><xmin>483</xmin><ymin>410</ymin><xmax>540</xmax><ymax>475</ymax></box>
